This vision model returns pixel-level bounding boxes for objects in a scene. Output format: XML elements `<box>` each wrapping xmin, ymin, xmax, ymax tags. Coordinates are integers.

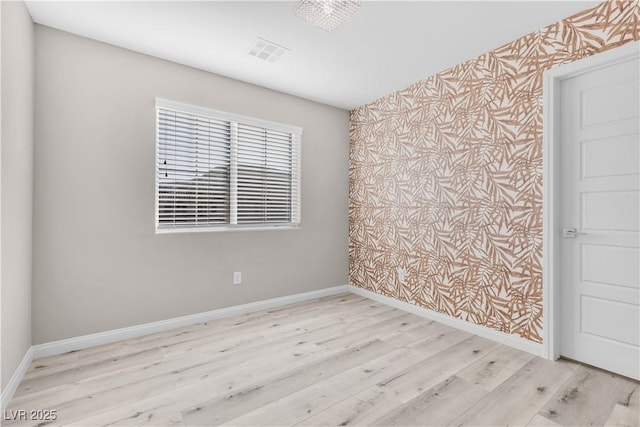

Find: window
<box><xmin>155</xmin><ymin>99</ymin><xmax>301</xmax><ymax>232</ymax></box>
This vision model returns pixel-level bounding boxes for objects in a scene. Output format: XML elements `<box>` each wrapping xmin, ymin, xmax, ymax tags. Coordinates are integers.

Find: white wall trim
<box><xmin>348</xmin><ymin>285</ymin><xmax>544</xmax><ymax>357</ymax></box>
<box><xmin>32</xmin><ymin>285</ymin><xmax>349</xmax><ymax>359</ymax></box>
<box><xmin>1</xmin><ymin>282</ymin><xmax>551</xmax><ymax>408</ymax></box>
<box><xmin>0</xmin><ymin>347</ymin><xmax>34</xmax><ymax>411</ymax></box>
<box><xmin>1</xmin><ymin>285</ymin><xmax>347</xmax><ymax>409</ymax></box>
<box><xmin>542</xmin><ymin>40</ymin><xmax>640</xmax><ymax>361</ymax></box>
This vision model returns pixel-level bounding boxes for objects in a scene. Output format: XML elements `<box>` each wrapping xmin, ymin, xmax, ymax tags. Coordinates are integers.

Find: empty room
<box><xmin>1</xmin><ymin>0</ymin><xmax>639</xmax><ymax>426</ymax></box>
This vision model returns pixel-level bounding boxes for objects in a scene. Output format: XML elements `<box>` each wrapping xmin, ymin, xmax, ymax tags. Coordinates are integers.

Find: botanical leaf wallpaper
<box><xmin>349</xmin><ymin>0</ymin><xmax>639</xmax><ymax>343</ymax></box>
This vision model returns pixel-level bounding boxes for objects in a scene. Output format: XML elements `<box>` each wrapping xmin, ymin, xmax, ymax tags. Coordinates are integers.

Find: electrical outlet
<box><xmin>233</xmin><ymin>271</ymin><xmax>242</xmax><ymax>285</ymax></box>
<box><xmin>397</xmin><ymin>268</ymin><xmax>406</xmax><ymax>283</ymax></box>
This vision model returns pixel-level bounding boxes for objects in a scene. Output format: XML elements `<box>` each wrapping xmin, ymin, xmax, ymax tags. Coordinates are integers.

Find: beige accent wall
<box><xmin>349</xmin><ymin>1</ymin><xmax>639</xmax><ymax>343</ymax></box>
<box><xmin>1</xmin><ymin>1</ymin><xmax>34</xmax><ymax>390</ymax></box>
<box><xmin>33</xmin><ymin>26</ymin><xmax>350</xmax><ymax>344</ymax></box>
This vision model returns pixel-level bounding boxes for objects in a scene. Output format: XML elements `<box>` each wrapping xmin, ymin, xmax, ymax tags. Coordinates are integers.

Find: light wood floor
<box><xmin>5</xmin><ymin>293</ymin><xmax>639</xmax><ymax>427</ymax></box>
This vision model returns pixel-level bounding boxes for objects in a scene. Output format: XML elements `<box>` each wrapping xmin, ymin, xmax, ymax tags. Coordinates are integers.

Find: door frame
<box><xmin>542</xmin><ymin>41</ymin><xmax>640</xmax><ymax>360</ymax></box>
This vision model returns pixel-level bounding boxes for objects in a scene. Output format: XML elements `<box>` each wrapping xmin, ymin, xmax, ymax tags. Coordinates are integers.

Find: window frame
<box><xmin>155</xmin><ymin>98</ymin><xmax>302</xmax><ymax>234</ymax></box>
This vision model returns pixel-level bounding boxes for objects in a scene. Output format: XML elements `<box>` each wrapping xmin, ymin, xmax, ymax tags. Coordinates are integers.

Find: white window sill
<box><xmin>155</xmin><ymin>224</ymin><xmax>301</xmax><ymax>234</ymax></box>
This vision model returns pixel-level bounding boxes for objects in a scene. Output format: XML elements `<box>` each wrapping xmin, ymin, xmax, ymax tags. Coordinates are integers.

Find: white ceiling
<box><xmin>25</xmin><ymin>1</ymin><xmax>599</xmax><ymax>110</ymax></box>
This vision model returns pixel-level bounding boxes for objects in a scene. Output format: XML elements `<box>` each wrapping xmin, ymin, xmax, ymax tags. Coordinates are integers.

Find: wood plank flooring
<box><xmin>4</xmin><ymin>293</ymin><xmax>639</xmax><ymax>427</ymax></box>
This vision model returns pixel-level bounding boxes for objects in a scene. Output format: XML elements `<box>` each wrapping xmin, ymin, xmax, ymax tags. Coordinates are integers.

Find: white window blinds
<box><xmin>156</xmin><ymin>99</ymin><xmax>301</xmax><ymax>232</ymax></box>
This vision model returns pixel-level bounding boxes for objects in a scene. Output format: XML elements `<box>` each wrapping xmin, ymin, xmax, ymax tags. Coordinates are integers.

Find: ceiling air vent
<box><xmin>248</xmin><ymin>38</ymin><xmax>290</xmax><ymax>63</ymax></box>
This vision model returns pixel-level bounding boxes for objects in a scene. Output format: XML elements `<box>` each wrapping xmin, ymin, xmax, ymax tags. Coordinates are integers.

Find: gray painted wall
<box><xmin>33</xmin><ymin>26</ymin><xmax>350</xmax><ymax>344</ymax></box>
<box><xmin>1</xmin><ymin>1</ymin><xmax>34</xmax><ymax>391</ymax></box>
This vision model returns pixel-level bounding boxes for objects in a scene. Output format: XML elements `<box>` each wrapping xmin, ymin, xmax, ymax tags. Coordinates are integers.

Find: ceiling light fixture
<box><xmin>294</xmin><ymin>0</ymin><xmax>360</xmax><ymax>32</ymax></box>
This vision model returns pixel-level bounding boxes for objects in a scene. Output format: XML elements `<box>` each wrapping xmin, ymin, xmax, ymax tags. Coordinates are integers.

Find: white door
<box><xmin>559</xmin><ymin>51</ymin><xmax>640</xmax><ymax>380</ymax></box>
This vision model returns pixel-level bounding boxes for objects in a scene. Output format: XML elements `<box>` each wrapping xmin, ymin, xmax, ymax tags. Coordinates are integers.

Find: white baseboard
<box><xmin>1</xmin><ymin>347</ymin><xmax>34</xmax><ymax>411</ymax></box>
<box><xmin>348</xmin><ymin>285</ymin><xmax>544</xmax><ymax>357</ymax></box>
<box><xmin>32</xmin><ymin>285</ymin><xmax>349</xmax><ymax>359</ymax></box>
<box><xmin>1</xmin><ymin>285</ymin><xmax>347</xmax><ymax>410</ymax></box>
<box><xmin>2</xmin><ymin>283</ymin><xmax>542</xmax><ymax>410</ymax></box>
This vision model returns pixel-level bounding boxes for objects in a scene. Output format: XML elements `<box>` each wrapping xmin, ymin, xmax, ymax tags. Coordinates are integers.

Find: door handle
<box><xmin>563</xmin><ymin>228</ymin><xmax>587</xmax><ymax>238</ymax></box>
